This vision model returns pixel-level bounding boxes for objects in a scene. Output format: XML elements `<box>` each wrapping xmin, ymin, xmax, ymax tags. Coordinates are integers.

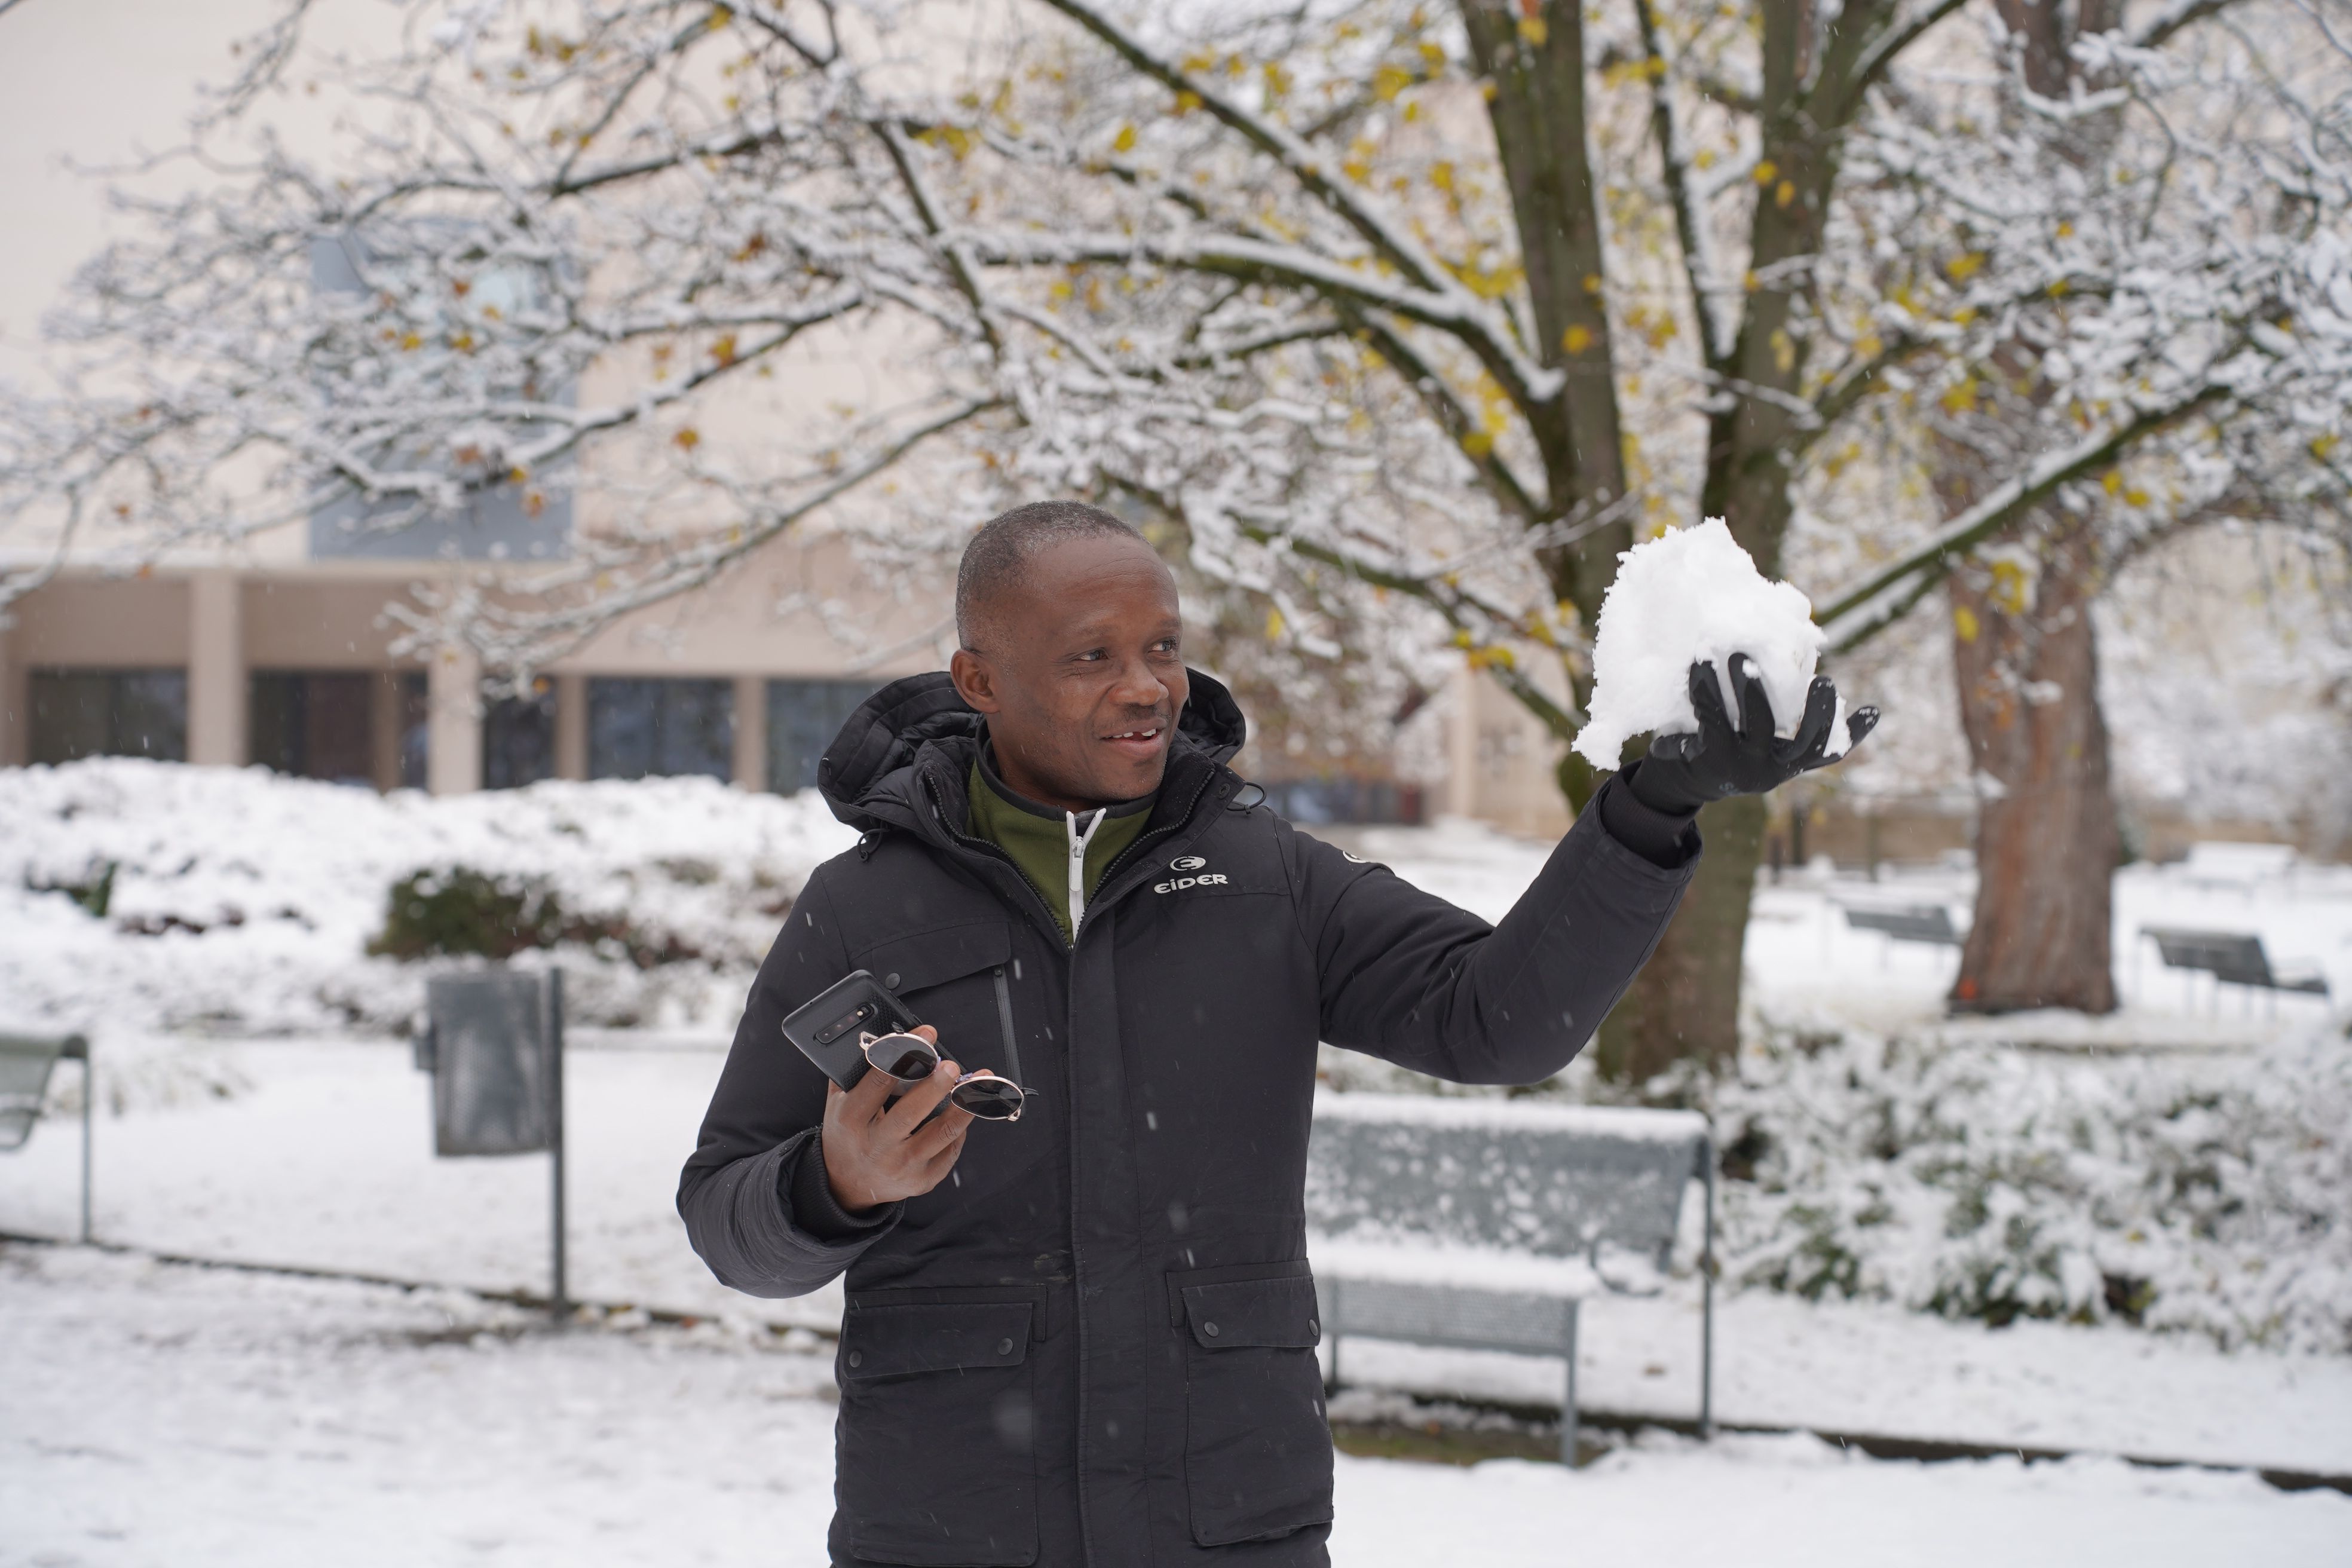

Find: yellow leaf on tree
<box><xmin>1517</xmin><ymin>15</ymin><xmax>1549</xmax><ymax>47</ymax></box>
<box><xmin>1461</xmin><ymin>429</ymin><xmax>1496</xmax><ymax>457</ymax></box>
<box><xmin>1946</xmin><ymin>252</ymin><xmax>1986</xmax><ymax>281</ymax></box>
<box><xmin>1854</xmin><ymin>333</ymin><xmax>1882</xmax><ymax>360</ymax></box>
<box><xmin>2101</xmin><ymin>469</ymin><xmax>2124</xmax><ymax>494</ymax></box>
<box><xmin>1953</xmin><ymin>604</ymin><xmax>1980</xmax><ymax>643</ymax></box>
<box><xmin>1431</xmin><ymin>160</ymin><xmax>1456</xmax><ymax>191</ymax></box>
<box><xmin>1374</xmin><ymin>64</ymin><xmax>1411</xmax><ymax>100</ymax></box>
<box><xmin>1264</xmin><ymin>607</ymin><xmax>1287</xmax><ymax>641</ymax></box>
<box><xmin>1775</xmin><ymin>179</ymin><xmax>1794</xmax><ymax>209</ymax></box>
<box><xmin>1561</xmin><ymin>324</ymin><xmax>1594</xmax><ymax>354</ymax></box>
<box><xmin>1113</xmin><ymin>123</ymin><xmax>1137</xmax><ymax>153</ymax></box>
<box><xmin>674</xmin><ymin>428</ymin><xmax>702</xmax><ymax>450</ymax></box>
<box><xmin>1753</xmin><ymin>160</ymin><xmax>1778</xmax><ymax>184</ymax></box>
<box><xmin>1175</xmin><ymin>90</ymin><xmax>1202</xmax><ymax>113</ymax></box>
<box><xmin>2313</xmin><ymin>433</ymin><xmax>2339</xmax><ymax>460</ymax></box>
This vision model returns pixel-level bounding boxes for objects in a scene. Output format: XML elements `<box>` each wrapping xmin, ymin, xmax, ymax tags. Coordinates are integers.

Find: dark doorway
<box><xmin>29</xmin><ymin>669</ymin><xmax>190</xmax><ymax>764</ymax></box>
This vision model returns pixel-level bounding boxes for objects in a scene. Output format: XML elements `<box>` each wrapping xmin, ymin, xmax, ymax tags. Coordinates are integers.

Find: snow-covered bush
<box><xmin>0</xmin><ymin>759</ymin><xmax>856</xmax><ymax>1035</ymax></box>
<box><xmin>1319</xmin><ymin>1018</ymin><xmax>2352</xmax><ymax>1352</ymax></box>
<box><xmin>1711</xmin><ymin>1024</ymin><xmax>2352</xmax><ymax>1352</ymax></box>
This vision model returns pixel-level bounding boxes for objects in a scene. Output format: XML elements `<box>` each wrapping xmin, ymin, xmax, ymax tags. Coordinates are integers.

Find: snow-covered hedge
<box><xmin>0</xmin><ymin>758</ymin><xmax>856</xmax><ymax>1034</ymax></box>
<box><xmin>1321</xmin><ymin>1022</ymin><xmax>2352</xmax><ymax>1353</ymax></box>
<box><xmin>1713</xmin><ymin>1023</ymin><xmax>2352</xmax><ymax>1353</ymax></box>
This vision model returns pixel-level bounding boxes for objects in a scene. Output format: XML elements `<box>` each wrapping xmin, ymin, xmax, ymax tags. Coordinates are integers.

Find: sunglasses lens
<box><xmin>953</xmin><ymin>1076</ymin><xmax>1025</xmax><ymax>1120</ymax></box>
<box><xmin>866</xmin><ymin>1034</ymin><xmax>937</xmax><ymax>1081</ymax></box>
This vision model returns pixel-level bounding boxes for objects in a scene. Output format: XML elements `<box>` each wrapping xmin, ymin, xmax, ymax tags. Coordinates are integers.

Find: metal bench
<box><xmin>1841</xmin><ymin>904</ymin><xmax>1962</xmax><ymax>947</ymax></box>
<box><xmin>2141</xmin><ymin>926</ymin><xmax>2330</xmax><ymax>1013</ymax></box>
<box><xmin>1306</xmin><ymin>1092</ymin><xmax>1714</xmax><ymax>1462</ymax></box>
<box><xmin>1</xmin><ymin>1032</ymin><xmax>93</xmax><ymax>1244</ymax></box>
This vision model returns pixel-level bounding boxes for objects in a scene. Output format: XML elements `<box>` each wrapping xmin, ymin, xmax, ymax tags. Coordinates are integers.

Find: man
<box><xmin>680</xmin><ymin>502</ymin><xmax>1874</xmax><ymax>1567</ymax></box>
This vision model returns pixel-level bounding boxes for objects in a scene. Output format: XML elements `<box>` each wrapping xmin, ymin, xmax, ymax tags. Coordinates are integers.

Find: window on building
<box><xmin>250</xmin><ymin>672</ymin><xmax>376</xmax><ymax>786</ymax></box>
<box><xmin>29</xmin><ymin>669</ymin><xmax>189</xmax><ymax>764</ymax></box>
<box><xmin>766</xmin><ymin>679</ymin><xmax>877</xmax><ymax>795</ymax></box>
<box><xmin>484</xmin><ymin>681</ymin><xmax>557</xmax><ymax>790</ymax></box>
<box><xmin>1258</xmin><ymin>777</ymin><xmax>1423</xmax><ymax>826</ymax></box>
<box><xmin>307</xmin><ymin>232</ymin><xmax>573</xmax><ymax>562</ymax></box>
<box><xmin>588</xmin><ymin>678</ymin><xmax>733</xmax><ymax>782</ymax></box>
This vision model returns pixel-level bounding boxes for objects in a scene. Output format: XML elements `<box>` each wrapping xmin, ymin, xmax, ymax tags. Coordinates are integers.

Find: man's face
<box><xmin>949</xmin><ymin>533</ymin><xmax>1189</xmax><ymax>811</ymax></box>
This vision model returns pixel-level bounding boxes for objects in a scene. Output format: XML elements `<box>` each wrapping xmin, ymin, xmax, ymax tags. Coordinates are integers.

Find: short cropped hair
<box><xmin>955</xmin><ymin>500</ymin><xmax>1149</xmax><ymax>651</ymax></box>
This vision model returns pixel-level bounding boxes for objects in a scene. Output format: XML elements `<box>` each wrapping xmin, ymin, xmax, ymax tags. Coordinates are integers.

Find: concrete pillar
<box><xmin>1445</xmin><ymin>661</ymin><xmax>1479</xmax><ymax>821</ymax></box>
<box><xmin>187</xmin><ymin>569</ymin><xmax>246</xmax><ymax>767</ymax></box>
<box><xmin>553</xmin><ymin>673</ymin><xmax>589</xmax><ymax>780</ymax></box>
<box><xmin>369</xmin><ymin>672</ymin><xmax>405</xmax><ymax>792</ymax></box>
<box><xmin>732</xmin><ymin>674</ymin><xmax>767</xmax><ymax>792</ymax></box>
<box><xmin>426</xmin><ymin>641</ymin><xmax>482</xmax><ymax>795</ymax></box>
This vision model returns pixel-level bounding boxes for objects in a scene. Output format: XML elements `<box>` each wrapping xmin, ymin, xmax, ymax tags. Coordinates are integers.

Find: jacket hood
<box><xmin>816</xmin><ymin>666</ymin><xmax>1247</xmax><ymax>834</ymax></box>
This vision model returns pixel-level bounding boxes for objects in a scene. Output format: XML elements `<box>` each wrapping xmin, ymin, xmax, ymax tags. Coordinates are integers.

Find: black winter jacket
<box><xmin>678</xmin><ymin>671</ymin><xmax>1696</xmax><ymax>1567</ymax></box>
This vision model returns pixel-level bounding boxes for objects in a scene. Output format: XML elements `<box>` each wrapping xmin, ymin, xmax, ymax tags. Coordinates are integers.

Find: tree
<box><xmin>5</xmin><ymin>0</ymin><xmax>2346</xmax><ymax>1070</ymax></box>
<box><xmin>1813</xmin><ymin>0</ymin><xmax>2352</xmax><ymax>1012</ymax></box>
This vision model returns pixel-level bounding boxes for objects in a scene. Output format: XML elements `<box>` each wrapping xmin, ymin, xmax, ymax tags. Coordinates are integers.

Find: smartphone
<box><xmin>780</xmin><ymin>970</ymin><xmax>923</xmax><ymax>1093</ymax></box>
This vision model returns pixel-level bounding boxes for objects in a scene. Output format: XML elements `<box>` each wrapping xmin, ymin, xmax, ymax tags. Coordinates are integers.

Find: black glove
<box><xmin>1625</xmin><ymin>654</ymin><xmax>1879</xmax><ymax>817</ymax></box>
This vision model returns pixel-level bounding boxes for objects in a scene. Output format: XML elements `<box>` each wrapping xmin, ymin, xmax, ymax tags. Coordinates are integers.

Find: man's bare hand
<box><xmin>821</xmin><ymin>1026</ymin><xmax>974</xmax><ymax>1214</ymax></box>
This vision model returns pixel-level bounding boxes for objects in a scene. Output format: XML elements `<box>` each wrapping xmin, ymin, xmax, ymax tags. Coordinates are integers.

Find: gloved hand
<box><xmin>1625</xmin><ymin>654</ymin><xmax>1879</xmax><ymax>817</ymax></box>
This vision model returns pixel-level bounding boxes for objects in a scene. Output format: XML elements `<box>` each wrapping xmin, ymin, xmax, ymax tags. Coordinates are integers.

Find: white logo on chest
<box><xmin>1154</xmin><ymin>854</ymin><xmax>1227</xmax><ymax>895</ymax></box>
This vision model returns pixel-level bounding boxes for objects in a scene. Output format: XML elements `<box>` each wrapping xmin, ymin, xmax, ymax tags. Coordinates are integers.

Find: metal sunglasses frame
<box><xmin>859</xmin><ymin>1030</ymin><xmax>1029</xmax><ymax>1122</ymax></box>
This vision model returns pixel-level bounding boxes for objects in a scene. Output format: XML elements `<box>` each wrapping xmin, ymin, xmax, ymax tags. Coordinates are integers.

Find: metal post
<box><xmin>548</xmin><ymin>967</ymin><xmax>567</xmax><ymax>1322</ymax></box>
<box><xmin>74</xmin><ymin>1039</ymin><xmax>93</xmax><ymax>1246</ymax></box>
<box><xmin>1560</xmin><ymin>1298</ymin><xmax>1580</xmax><ymax>1467</ymax></box>
<box><xmin>1700</xmin><ymin>1140</ymin><xmax>1716</xmax><ymax>1438</ymax></box>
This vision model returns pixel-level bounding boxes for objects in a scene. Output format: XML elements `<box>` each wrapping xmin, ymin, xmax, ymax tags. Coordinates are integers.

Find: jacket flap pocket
<box><xmin>859</xmin><ymin>923</ymin><xmax>1012</xmax><ymax>999</ymax></box>
<box><xmin>1182</xmin><ymin>1275</ymin><xmax>1322</xmax><ymax>1351</ymax></box>
<box><xmin>841</xmin><ymin>1301</ymin><xmax>1034</xmax><ymax>1381</ymax></box>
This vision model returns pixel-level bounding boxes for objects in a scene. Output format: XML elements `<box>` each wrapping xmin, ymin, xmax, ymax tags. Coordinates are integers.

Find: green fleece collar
<box><xmin>966</xmin><ymin>747</ymin><xmax>1153</xmax><ymax>944</ymax></box>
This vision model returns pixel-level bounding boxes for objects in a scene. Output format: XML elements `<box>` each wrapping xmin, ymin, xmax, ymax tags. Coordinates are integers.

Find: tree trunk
<box><xmin>1948</xmin><ymin>520</ymin><xmax>2120</xmax><ymax>1013</ymax></box>
<box><xmin>1595</xmin><ymin>794</ymin><xmax>1766</xmax><ymax>1081</ymax></box>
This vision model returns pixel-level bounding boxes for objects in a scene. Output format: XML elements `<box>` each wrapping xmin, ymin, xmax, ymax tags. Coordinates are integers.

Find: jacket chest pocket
<box><xmin>837</xmin><ymin>1299</ymin><xmax>1039</xmax><ymax>1566</ymax></box>
<box><xmin>858</xmin><ymin>923</ymin><xmax>1018</xmax><ymax>1080</ymax></box>
<box><xmin>1173</xmin><ymin>1267</ymin><xmax>1333</xmax><ymax>1548</ymax></box>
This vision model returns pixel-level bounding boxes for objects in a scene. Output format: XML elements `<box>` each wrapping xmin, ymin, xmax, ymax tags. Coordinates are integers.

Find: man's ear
<box><xmin>950</xmin><ymin>646</ymin><xmax>1002</xmax><ymax>714</ymax></box>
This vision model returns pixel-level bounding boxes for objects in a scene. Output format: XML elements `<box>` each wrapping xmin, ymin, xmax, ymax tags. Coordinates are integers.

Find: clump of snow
<box><xmin>1573</xmin><ymin>519</ymin><xmax>1833</xmax><ymax>770</ymax></box>
<box><xmin>0</xmin><ymin>758</ymin><xmax>858</xmax><ymax>1037</ymax></box>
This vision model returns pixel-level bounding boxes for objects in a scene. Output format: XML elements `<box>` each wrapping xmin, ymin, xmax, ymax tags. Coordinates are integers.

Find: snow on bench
<box><xmin>1305</xmin><ymin>1090</ymin><xmax>1714</xmax><ymax>1459</ymax></box>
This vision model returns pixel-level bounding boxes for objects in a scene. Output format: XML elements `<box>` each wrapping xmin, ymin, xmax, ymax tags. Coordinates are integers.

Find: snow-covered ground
<box><xmin>4</xmin><ymin>760</ymin><xmax>2350</xmax><ymax>1544</ymax></box>
<box><xmin>6</xmin><ymin>1244</ymin><xmax>2348</xmax><ymax>1568</ymax></box>
<box><xmin>6</xmin><ymin>1034</ymin><xmax>2349</xmax><ymax>1474</ymax></box>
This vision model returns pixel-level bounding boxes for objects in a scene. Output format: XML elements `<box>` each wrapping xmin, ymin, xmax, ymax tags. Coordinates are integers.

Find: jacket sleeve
<box><xmin>1288</xmin><ymin>772</ymin><xmax>1697</xmax><ymax>1086</ymax></box>
<box><xmin>677</xmin><ymin>862</ymin><xmax>901</xmax><ymax>1298</ymax></box>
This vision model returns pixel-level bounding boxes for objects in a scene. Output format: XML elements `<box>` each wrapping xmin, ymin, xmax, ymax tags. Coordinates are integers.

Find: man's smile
<box><xmin>1101</xmin><ymin>721</ymin><xmax>1168</xmax><ymax>760</ymax></box>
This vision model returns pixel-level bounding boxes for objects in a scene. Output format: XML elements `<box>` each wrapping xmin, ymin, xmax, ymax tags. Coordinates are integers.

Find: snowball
<box><xmin>1572</xmin><ymin>518</ymin><xmax>1829</xmax><ymax>770</ymax></box>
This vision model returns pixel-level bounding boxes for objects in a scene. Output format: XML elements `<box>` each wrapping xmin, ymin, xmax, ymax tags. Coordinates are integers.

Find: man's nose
<box><xmin>1107</xmin><ymin>653</ymin><xmax>1170</xmax><ymax>710</ymax></box>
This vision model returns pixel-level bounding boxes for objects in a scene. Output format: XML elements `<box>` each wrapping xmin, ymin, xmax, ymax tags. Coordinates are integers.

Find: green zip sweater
<box><xmin>966</xmin><ymin>748</ymin><xmax>1153</xmax><ymax>945</ymax></box>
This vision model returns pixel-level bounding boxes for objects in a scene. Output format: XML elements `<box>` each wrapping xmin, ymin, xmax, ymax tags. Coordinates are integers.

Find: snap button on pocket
<box><xmin>883</xmin><ymin>972</ymin><xmax>901</xmax><ymax>989</ymax></box>
<box><xmin>847</xmin><ymin>1350</ymin><xmax>863</xmax><ymax>1368</ymax></box>
<box><xmin>1202</xmin><ymin>1322</ymin><xmax>1219</xmax><ymax>1337</ymax></box>
<box><xmin>997</xmin><ymin>1337</ymin><xmax>1015</xmax><ymax>1356</ymax></box>
<box><xmin>1309</xmin><ymin>1319</ymin><xmax>1319</xmax><ymax>1336</ymax></box>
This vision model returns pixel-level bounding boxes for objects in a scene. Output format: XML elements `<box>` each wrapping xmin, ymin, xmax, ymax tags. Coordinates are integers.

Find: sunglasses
<box><xmin>860</xmin><ymin>1031</ymin><xmax>1030</xmax><ymax>1122</ymax></box>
